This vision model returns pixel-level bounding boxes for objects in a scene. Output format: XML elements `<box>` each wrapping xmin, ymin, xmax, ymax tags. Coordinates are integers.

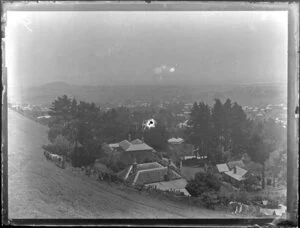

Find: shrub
<box><xmin>199</xmin><ymin>191</ymin><xmax>220</xmax><ymax>209</ymax></box>
<box><xmin>234</xmin><ymin>190</ymin><xmax>252</xmax><ymax>205</ymax></box>
<box><xmin>218</xmin><ymin>191</ymin><xmax>236</xmax><ymax>206</ymax></box>
<box><xmin>186</xmin><ymin>172</ymin><xmax>221</xmax><ymax>197</ymax></box>
<box><xmin>70</xmin><ymin>153</ymin><xmax>96</xmax><ymax>167</ymax></box>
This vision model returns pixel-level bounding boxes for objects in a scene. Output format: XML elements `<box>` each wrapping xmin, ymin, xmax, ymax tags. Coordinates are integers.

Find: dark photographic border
<box><xmin>1</xmin><ymin>1</ymin><xmax>299</xmax><ymax>226</ymax></box>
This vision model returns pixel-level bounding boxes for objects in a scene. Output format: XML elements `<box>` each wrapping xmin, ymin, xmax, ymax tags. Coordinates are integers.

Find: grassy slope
<box><xmin>8</xmin><ymin>109</ymin><xmax>235</xmax><ymax>219</ymax></box>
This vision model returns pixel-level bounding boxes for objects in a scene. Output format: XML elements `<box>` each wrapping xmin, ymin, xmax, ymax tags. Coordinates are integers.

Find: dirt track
<box><xmin>8</xmin><ymin>109</ymin><xmax>235</xmax><ymax>218</ymax></box>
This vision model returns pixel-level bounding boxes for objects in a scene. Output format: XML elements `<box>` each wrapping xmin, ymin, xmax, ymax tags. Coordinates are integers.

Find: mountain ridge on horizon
<box><xmin>28</xmin><ymin>80</ymin><xmax>288</xmax><ymax>90</ymax></box>
<box><xmin>7</xmin><ymin>80</ymin><xmax>287</xmax><ymax>108</ymax></box>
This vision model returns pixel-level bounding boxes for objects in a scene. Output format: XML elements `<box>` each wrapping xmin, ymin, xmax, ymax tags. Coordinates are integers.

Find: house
<box><xmin>117</xmin><ymin>161</ymin><xmax>190</xmax><ymax>196</ymax></box>
<box><xmin>168</xmin><ymin>137</ymin><xmax>184</xmax><ymax>145</ymax></box>
<box><xmin>216</xmin><ymin>155</ymin><xmax>262</xmax><ymax>188</ymax></box>
<box><xmin>119</xmin><ymin>139</ymin><xmax>154</xmax><ymax>164</ymax></box>
<box><xmin>106</xmin><ymin>138</ymin><xmax>155</xmax><ymax>165</ymax></box>
<box><xmin>223</xmin><ymin>166</ymin><xmax>248</xmax><ymax>187</ymax></box>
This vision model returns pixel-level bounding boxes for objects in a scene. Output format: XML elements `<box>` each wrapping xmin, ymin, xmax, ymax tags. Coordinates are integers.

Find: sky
<box><xmin>5</xmin><ymin>10</ymin><xmax>288</xmax><ymax>89</ymax></box>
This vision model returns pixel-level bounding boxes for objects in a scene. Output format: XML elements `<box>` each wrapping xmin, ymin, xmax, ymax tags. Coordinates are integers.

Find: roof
<box><xmin>133</xmin><ymin>167</ymin><xmax>181</xmax><ymax>185</ymax></box>
<box><xmin>119</xmin><ymin>140</ymin><xmax>131</xmax><ymax>150</ymax></box>
<box><xmin>145</xmin><ymin>179</ymin><xmax>190</xmax><ymax>196</ymax></box>
<box><xmin>227</xmin><ymin>160</ymin><xmax>245</xmax><ymax>169</ymax></box>
<box><xmin>168</xmin><ymin>137</ymin><xmax>184</xmax><ymax>144</ymax></box>
<box><xmin>224</xmin><ymin>166</ymin><xmax>248</xmax><ymax>182</ymax></box>
<box><xmin>131</xmin><ymin>139</ymin><xmax>143</xmax><ymax>144</ymax></box>
<box><xmin>117</xmin><ymin>166</ymin><xmax>131</xmax><ymax>180</ymax></box>
<box><xmin>216</xmin><ymin>163</ymin><xmax>229</xmax><ymax>173</ymax></box>
<box><xmin>108</xmin><ymin>143</ymin><xmax>119</xmax><ymax>148</ymax></box>
<box><xmin>125</xmin><ymin>143</ymin><xmax>153</xmax><ymax>152</ymax></box>
<box><xmin>119</xmin><ymin>162</ymin><xmax>164</xmax><ymax>182</ymax></box>
<box><xmin>136</xmin><ymin>162</ymin><xmax>163</xmax><ymax>171</ymax></box>
<box><xmin>118</xmin><ymin>139</ymin><xmax>154</xmax><ymax>152</ymax></box>
<box><xmin>182</xmin><ymin>155</ymin><xmax>206</xmax><ymax>160</ymax></box>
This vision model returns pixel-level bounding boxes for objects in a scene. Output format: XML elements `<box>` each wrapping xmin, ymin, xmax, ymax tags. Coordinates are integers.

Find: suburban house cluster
<box><xmin>102</xmin><ymin>136</ymin><xmax>191</xmax><ymax>196</ymax></box>
<box><xmin>101</xmin><ymin>133</ymin><xmax>264</xmax><ymax>195</ymax></box>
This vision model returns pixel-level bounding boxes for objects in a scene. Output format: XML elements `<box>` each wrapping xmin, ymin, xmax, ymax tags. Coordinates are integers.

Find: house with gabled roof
<box><xmin>216</xmin><ymin>155</ymin><xmax>262</xmax><ymax>188</ymax></box>
<box><xmin>105</xmin><ymin>137</ymin><xmax>155</xmax><ymax>165</ymax></box>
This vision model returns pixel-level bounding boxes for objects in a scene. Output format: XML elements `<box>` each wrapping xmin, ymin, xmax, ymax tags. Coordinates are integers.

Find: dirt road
<box><xmin>8</xmin><ymin>109</ymin><xmax>235</xmax><ymax>218</ymax></box>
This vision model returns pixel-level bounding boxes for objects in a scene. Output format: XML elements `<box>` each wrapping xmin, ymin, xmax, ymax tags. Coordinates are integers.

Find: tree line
<box><xmin>185</xmin><ymin>98</ymin><xmax>286</xmax><ymax>188</ymax></box>
<box><xmin>44</xmin><ymin>95</ymin><xmax>285</xmax><ymax>189</ymax></box>
<box><xmin>44</xmin><ymin>95</ymin><xmax>170</xmax><ymax>166</ymax></box>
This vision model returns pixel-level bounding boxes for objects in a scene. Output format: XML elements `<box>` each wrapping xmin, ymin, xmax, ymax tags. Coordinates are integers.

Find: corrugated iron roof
<box><xmin>136</xmin><ymin>162</ymin><xmax>164</xmax><ymax>171</ymax></box>
<box><xmin>216</xmin><ymin>163</ymin><xmax>229</xmax><ymax>173</ymax></box>
<box><xmin>118</xmin><ymin>139</ymin><xmax>153</xmax><ymax>152</ymax></box>
<box><xmin>133</xmin><ymin>167</ymin><xmax>182</xmax><ymax>185</ymax></box>
<box><xmin>145</xmin><ymin>179</ymin><xmax>190</xmax><ymax>196</ymax></box>
<box><xmin>168</xmin><ymin>137</ymin><xmax>184</xmax><ymax>144</ymax></box>
<box><xmin>125</xmin><ymin>143</ymin><xmax>153</xmax><ymax>152</ymax></box>
<box><xmin>224</xmin><ymin>166</ymin><xmax>248</xmax><ymax>181</ymax></box>
<box><xmin>108</xmin><ymin>143</ymin><xmax>119</xmax><ymax>148</ymax></box>
<box><xmin>120</xmin><ymin>162</ymin><xmax>164</xmax><ymax>182</ymax></box>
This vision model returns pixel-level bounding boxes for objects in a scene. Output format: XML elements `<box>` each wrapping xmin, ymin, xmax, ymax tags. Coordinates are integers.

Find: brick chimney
<box><xmin>128</xmin><ymin>133</ymin><xmax>132</xmax><ymax>142</ymax></box>
<box><xmin>132</xmin><ymin>157</ymin><xmax>138</xmax><ymax>173</ymax></box>
<box><xmin>233</xmin><ymin>166</ymin><xmax>237</xmax><ymax>174</ymax></box>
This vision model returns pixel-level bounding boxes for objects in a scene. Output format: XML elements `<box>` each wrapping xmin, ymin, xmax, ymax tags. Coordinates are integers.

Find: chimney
<box><xmin>132</xmin><ymin>157</ymin><xmax>138</xmax><ymax>173</ymax></box>
<box><xmin>128</xmin><ymin>133</ymin><xmax>132</xmax><ymax>141</ymax></box>
<box><xmin>141</xmin><ymin>136</ymin><xmax>144</xmax><ymax>142</ymax></box>
<box><xmin>233</xmin><ymin>166</ymin><xmax>237</xmax><ymax>174</ymax></box>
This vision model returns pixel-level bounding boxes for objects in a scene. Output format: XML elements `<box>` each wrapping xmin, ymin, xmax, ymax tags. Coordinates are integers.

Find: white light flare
<box><xmin>142</xmin><ymin>118</ymin><xmax>157</xmax><ymax>130</ymax></box>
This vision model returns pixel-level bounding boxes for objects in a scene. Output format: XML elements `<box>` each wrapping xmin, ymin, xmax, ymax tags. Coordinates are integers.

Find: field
<box><xmin>8</xmin><ymin>109</ymin><xmax>236</xmax><ymax>219</ymax></box>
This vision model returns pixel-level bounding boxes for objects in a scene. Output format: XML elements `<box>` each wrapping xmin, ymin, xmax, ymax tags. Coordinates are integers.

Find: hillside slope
<box><xmin>8</xmin><ymin>109</ymin><xmax>235</xmax><ymax>219</ymax></box>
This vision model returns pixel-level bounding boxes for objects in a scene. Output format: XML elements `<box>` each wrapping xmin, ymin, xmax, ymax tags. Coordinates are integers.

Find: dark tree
<box><xmin>186</xmin><ymin>172</ymin><xmax>221</xmax><ymax>197</ymax></box>
<box><xmin>144</xmin><ymin>121</ymin><xmax>169</xmax><ymax>151</ymax></box>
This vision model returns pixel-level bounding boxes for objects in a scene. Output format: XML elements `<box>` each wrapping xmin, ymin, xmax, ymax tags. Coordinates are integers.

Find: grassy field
<box><xmin>8</xmin><ymin>109</ymin><xmax>237</xmax><ymax>219</ymax></box>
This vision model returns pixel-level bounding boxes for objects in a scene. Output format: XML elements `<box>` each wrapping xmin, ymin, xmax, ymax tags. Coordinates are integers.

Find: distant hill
<box><xmin>11</xmin><ymin>81</ymin><xmax>287</xmax><ymax>107</ymax></box>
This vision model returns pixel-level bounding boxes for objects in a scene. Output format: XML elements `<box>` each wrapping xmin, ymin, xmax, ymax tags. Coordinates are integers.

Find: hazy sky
<box><xmin>6</xmin><ymin>10</ymin><xmax>288</xmax><ymax>88</ymax></box>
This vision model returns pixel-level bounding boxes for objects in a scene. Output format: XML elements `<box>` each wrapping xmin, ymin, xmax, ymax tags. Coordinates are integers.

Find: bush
<box><xmin>70</xmin><ymin>154</ymin><xmax>96</xmax><ymax>167</ymax></box>
<box><xmin>200</xmin><ymin>191</ymin><xmax>220</xmax><ymax>209</ymax></box>
<box><xmin>234</xmin><ymin>190</ymin><xmax>252</xmax><ymax>205</ymax></box>
<box><xmin>218</xmin><ymin>191</ymin><xmax>236</xmax><ymax>206</ymax></box>
<box><xmin>186</xmin><ymin>172</ymin><xmax>221</xmax><ymax>197</ymax></box>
